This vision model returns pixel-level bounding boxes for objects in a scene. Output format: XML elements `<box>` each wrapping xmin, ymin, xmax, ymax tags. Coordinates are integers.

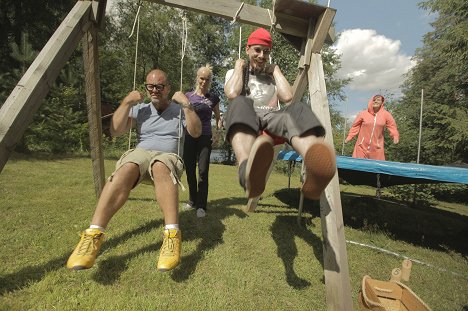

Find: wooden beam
<box><xmin>82</xmin><ymin>23</ymin><xmax>105</xmax><ymax>197</ymax></box>
<box><xmin>274</xmin><ymin>0</ymin><xmax>335</xmax><ymax>49</ymax></box>
<box><xmin>144</xmin><ymin>0</ymin><xmax>335</xmax><ymax>50</ymax></box>
<box><xmin>0</xmin><ymin>1</ymin><xmax>94</xmax><ymax>173</ymax></box>
<box><xmin>308</xmin><ymin>54</ymin><xmax>353</xmax><ymax>310</ymax></box>
<box><xmin>95</xmin><ymin>0</ymin><xmax>108</xmax><ymax>29</ymax></box>
<box><xmin>309</xmin><ymin>8</ymin><xmax>335</xmax><ymax>54</ymax></box>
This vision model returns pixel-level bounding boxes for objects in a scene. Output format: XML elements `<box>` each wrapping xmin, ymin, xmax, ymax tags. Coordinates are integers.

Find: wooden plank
<box><xmin>274</xmin><ymin>0</ymin><xmax>331</xmax><ymax>20</ymax></box>
<box><xmin>274</xmin><ymin>0</ymin><xmax>336</xmax><ymax>49</ymax></box>
<box><xmin>0</xmin><ymin>1</ymin><xmax>94</xmax><ymax>173</ymax></box>
<box><xmin>308</xmin><ymin>54</ymin><xmax>352</xmax><ymax>310</ymax></box>
<box><xmin>82</xmin><ymin>23</ymin><xmax>105</xmax><ymax>197</ymax></box>
<box><xmin>289</xmin><ymin>19</ymin><xmax>315</xmax><ymax>104</ymax></box>
<box><xmin>95</xmin><ymin>0</ymin><xmax>108</xmax><ymax>29</ymax></box>
<box><xmin>145</xmin><ymin>0</ymin><xmax>334</xmax><ymax>50</ymax></box>
<box><xmin>146</xmin><ymin>0</ymin><xmax>305</xmax><ymax>37</ymax></box>
<box><xmin>309</xmin><ymin>8</ymin><xmax>335</xmax><ymax>53</ymax></box>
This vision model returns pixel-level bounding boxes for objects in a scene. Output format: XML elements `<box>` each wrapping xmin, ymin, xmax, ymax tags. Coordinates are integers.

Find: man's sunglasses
<box><xmin>145</xmin><ymin>84</ymin><xmax>166</xmax><ymax>92</ymax></box>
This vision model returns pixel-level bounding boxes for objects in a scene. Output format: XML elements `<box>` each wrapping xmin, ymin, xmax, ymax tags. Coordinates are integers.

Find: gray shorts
<box><xmin>109</xmin><ymin>148</ymin><xmax>185</xmax><ymax>188</ymax></box>
<box><xmin>224</xmin><ymin>96</ymin><xmax>325</xmax><ymax>143</ymax></box>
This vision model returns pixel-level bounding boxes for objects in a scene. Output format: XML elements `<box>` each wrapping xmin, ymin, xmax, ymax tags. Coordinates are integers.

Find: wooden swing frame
<box><xmin>0</xmin><ymin>0</ymin><xmax>352</xmax><ymax>309</ymax></box>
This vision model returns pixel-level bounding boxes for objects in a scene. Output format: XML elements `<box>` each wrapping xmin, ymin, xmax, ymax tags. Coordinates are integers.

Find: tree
<box><xmin>391</xmin><ymin>0</ymin><xmax>468</xmax><ymax>165</ymax></box>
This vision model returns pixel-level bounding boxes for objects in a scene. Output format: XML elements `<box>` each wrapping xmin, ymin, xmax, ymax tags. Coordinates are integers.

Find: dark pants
<box><xmin>224</xmin><ymin>96</ymin><xmax>325</xmax><ymax>143</ymax></box>
<box><xmin>183</xmin><ymin>134</ymin><xmax>212</xmax><ymax>210</ymax></box>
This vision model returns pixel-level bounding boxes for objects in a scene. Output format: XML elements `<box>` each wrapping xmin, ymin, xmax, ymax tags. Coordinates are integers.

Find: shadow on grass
<box><xmin>0</xmin><ymin>197</ymin><xmax>250</xmax><ymax>295</ymax></box>
<box><xmin>273</xmin><ymin>188</ymin><xmax>468</xmax><ymax>256</ymax></box>
<box><xmin>0</xmin><ymin>219</ymin><xmax>163</xmax><ymax>295</ymax></box>
<box><xmin>270</xmin><ymin>215</ymin><xmax>324</xmax><ymax>289</ymax></box>
<box><xmin>93</xmin><ymin>196</ymin><xmax>247</xmax><ymax>285</ymax></box>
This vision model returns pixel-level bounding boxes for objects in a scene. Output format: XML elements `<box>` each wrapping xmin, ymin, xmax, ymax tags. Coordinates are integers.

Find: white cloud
<box><xmin>332</xmin><ymin>29</ymin><xmax>415</xmax><ymax>92</ymax></box>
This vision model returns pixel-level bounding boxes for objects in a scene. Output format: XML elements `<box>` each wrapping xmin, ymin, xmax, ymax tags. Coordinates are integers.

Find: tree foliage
<box><xmin>388</xmin><ymin>0</ymin><xmax>468</xmax><ymax>165</ymax></box>
<box><xmin>1</xmin><ymin>0</ymin><xmax>350</xmax><ymax>156</ymax></box>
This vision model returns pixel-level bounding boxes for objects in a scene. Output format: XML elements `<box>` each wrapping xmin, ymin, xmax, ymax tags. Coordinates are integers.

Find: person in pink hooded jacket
<box><xmin>345</xmin><ymin>95</ymin><xmax>399</xmax><ymax>160</ymax></box>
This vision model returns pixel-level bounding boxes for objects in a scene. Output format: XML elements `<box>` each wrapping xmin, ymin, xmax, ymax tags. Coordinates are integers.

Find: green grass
<box><xmin>0</xmin><ymin>156</ymin><xmax>467</xmax><ymax>310</ymax></box>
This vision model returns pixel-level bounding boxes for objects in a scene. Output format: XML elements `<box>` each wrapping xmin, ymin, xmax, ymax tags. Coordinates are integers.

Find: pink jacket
<box><xmin>345</xmin><ymin>95</ymin><xmax>399</xmax><ymax>160</ymax></box>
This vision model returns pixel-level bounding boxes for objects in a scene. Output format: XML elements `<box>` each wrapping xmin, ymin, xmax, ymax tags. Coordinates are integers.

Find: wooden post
<box><xmin>309</xmin><ymin>53</ymin><xmax>353</xmax><ymax>310</ymax></box>
<box><xmin>0</xmin><ymin>1</ymin><xmax>94</xmax><ymax>173</ymax></box>
<box><xmin>82</xmin><ymin>22</ymin><xmax>105</xmax><ymax>197</ymax></box>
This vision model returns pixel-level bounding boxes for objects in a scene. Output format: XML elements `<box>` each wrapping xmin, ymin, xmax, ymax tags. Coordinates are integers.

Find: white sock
<box><xmin>164</xmin><ymin>224</ymin><xmax>179</xmax><ymax>230</ymax></box>
<box><xmin>89</xmin><ymin>225</ymin><xmax>105</xmax><ymax>232</ymax></box>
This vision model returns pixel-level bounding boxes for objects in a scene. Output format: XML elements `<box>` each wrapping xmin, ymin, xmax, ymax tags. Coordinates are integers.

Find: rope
<box><xmin>238</xmin><ymin>26</ymin><xmax>242</xmax><ymax>59</ymax></box>
<box><xmin>127</xmin><ymin>2</ymin><xmax>143</xmax><ymax>149</ymax></box>
<box><xmin>267</xmin><ymin>1</ymin><xmax>276</xmax><ymax>63</ymax></box>
<box><xmin>347</xmin><ymin>240</ymin><xmax>468</xmax><ymax>280</ymax></box>
<box><xmin>230</xmin><ymin>2</ymin><xmax>244</xmax><ymax>25</ymax></box>
<box><xmin>180</xmin><ymin>12</ymin><xmax>188</xmax><ymax>90</ymax></box>
<box><xmin>177</xmin><ymin>11</ymin><xmax>188</xmax><ymax>157</ymax></box>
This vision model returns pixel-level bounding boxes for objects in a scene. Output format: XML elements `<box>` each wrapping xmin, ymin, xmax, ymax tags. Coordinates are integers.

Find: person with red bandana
<box><xmin>224</xmin><ymin>28</ymin><xmax>336</xmax><ymax>201</ymax></box>
<box><xmin>345</xmin><ymin>94</ymin><xmax>399</xmax><ymax>160</ymax></box>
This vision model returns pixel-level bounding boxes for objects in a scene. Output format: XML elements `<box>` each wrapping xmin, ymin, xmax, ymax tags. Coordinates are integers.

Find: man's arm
<box><xmin>172</xmin><ymin>91</ymin><xmax>202</xmax><ymax>138</ymax></box>
<box><xmin>224</xmin><ymin>59</ymin><xmax>245</xmax><ymax>99</ymax></box>
<box><xmin>266</xmin><ymin>64</ymin><xmax>292</xmax><ymax>104</ymax></box>
<box><xmin>110</xmin><ymin>90</ymin><xmax>144</xmax><ymax>137</ymax></box>
<box><xmin>213</xmin><ymin>104</ymin><xmax>222</xmax><ymax>129</ymax></box>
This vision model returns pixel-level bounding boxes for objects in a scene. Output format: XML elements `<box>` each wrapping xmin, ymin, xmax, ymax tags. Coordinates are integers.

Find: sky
<box><xmin>316</xmin><ymin>0</ymin><xmax>435</xmax><ymax>118</ymax></box>
<box><xmin>106</xmin><ymin>0</ymin><xmax>435</xmax><ymax>118</ymax></box>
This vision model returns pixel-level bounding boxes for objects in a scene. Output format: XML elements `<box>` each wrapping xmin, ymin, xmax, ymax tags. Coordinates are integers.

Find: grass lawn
<box><xmin>0</xmin><ymin>156</ymin><xmax>467</xmax><ymax>310</ymax></box>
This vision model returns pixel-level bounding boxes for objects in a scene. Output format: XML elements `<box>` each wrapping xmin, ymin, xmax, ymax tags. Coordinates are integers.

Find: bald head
<box><xmin>145</xmin><ymin>69</ymin><xmax>171</xmax><ymax>111</ymax></box>
<box><xmin>147</xmin><ymin>69</ymin><xmax>168</xmax><ymax>84</ymax></box>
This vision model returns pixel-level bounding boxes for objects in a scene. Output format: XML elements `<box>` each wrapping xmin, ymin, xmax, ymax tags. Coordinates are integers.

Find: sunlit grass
<box><xmin>0</xmin><ymin>156</ymin><xmax>466</xmax><ymax>310</ymax></box>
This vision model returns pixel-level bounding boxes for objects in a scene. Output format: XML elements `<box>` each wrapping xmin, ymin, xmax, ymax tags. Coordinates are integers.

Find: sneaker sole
<box><xmin>245</xmin><ymin>136</ymin><xmax>274</xmax><ymax>199</ymax></box>
<box><xmin>67</xmin><ymin>265</ymin><xmax>91</xmax><ymax>271</ymax></box>
<box><xmin>301</xmin><ymin>142</ymin><xmax>336</xmax><ymax>200</ymax></box>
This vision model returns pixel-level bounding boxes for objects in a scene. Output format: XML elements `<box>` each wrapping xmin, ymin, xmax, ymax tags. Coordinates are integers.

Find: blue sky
<box><xmin>317</xmin><ymin>0</ymin><xmax>435</xmax><ymax>118</ymax></box>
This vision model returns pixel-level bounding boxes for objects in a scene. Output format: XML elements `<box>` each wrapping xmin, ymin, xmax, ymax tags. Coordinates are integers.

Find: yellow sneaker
<box><xmin>157</xmin><ymin>229</ymin><xmax>181</xmax><ymax>272</ymax></box>
<box><xmin>66</xmin><ymin>228</ymin><xmax>104</xmax><ymax>270</ymax></box>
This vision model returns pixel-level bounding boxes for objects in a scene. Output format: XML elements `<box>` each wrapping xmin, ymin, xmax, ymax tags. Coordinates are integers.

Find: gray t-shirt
<box><xmin>129</xmin><ymin>102</ymin><xmax>184</xmax><ymax>154</ymax></box>
<box><xmin>225</xmin><ymin>69</ymin><xmax>279</xmax><ymax>114</ymax></box>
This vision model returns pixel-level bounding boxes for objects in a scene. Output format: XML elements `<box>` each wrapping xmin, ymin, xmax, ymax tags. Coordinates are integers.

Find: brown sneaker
<box><xmin>157</xmin><ymin>229</ymin><xmax>181</xmax><ymax>272</ymax></box>
<box><xmin>66</xmin><ymin>228</ymin><xmax>105</xmax><ymax>270</ymax></box>
<box><xmin>245</xmin><ymin>135</ymin><xmax>274</xmax><ymax>199</ymax></box>
<box><xmin>301</xmin><ymin>142</ymin><xmax>336</xmax><ymax>200</ymax></box>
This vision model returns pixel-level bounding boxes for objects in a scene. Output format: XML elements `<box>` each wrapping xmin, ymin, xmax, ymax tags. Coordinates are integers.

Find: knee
<box><xmin>111</xmin><ymin>163</ymin><xmax>139</xmax><ymax>187</ymax></box>
<box><xmin>152</xmin><ymin>161</ymin><xmax>171</xmax><ymax>180</ymax></box>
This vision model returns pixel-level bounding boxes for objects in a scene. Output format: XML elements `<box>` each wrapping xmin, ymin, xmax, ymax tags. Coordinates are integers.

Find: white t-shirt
<box><xmin>225</xmin><ymin>69</ymin><xmax>280</xmax><ymax>114</ymax></box>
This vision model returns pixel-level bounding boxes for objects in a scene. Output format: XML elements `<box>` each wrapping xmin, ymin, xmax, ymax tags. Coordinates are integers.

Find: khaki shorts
<box><xmin>109</xmin><ymin>148</ymin><xmax>185</xmax><ymax>189</ymax></box>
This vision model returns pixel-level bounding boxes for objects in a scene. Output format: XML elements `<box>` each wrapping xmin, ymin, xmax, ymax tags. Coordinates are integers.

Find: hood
<box><xmin>367</xmin><ymin>94</ymin><xmax>385</xmax><ymax>115</ymax></box>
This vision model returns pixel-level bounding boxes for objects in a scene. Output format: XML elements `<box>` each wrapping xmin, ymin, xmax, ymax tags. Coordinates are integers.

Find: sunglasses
<box><xmin>253</xmin><ymin>47</ymin><xmax>271</xmax><ymax>54</ymax></box>
<box><xmin>145</xmin><ymin>83</ymin><xmax>166</xmax><ymax>92</ymax></box>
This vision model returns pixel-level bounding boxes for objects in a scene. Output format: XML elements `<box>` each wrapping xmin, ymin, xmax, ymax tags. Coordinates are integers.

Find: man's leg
<box><xmin>291</xmin><ymin>134</ymin><xmax>336</xmax><ymax>200</ymax></box>
<box><xmin>91</xmin><ymin>163</ymin><xmax>140</xmax><ymax>227</ymax></box>
<box><xmin>67</xmin><ymin>163</ymin><xmax>140</xmax><ymax>270</ymax></box>
<box><xmin>152</xmin><ymin>161</ymin><xmax>181</xmax><ymax>271</ymax></box>
<box><xmin>224</xmin><ymin>96</ymin><xmax>274</xmax><ymax>199</ymax></box>
<box><xmin>230</xmin><ymin>126</ymin><xmax>274</xmax><ymax>199</ymax></box>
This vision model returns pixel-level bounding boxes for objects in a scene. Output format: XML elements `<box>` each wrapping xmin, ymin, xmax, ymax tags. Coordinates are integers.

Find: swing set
<box><xmin>0</xmin><ymin>0</ymin><xmax>352</xmax><ymax>309</ymax></box>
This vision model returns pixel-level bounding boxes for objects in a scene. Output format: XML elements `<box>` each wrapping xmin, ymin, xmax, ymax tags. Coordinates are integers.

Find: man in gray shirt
<box><xmin>67</xmin><ymin>69</ymin><xmax>201</xmax><ymax>272</ymax></box>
